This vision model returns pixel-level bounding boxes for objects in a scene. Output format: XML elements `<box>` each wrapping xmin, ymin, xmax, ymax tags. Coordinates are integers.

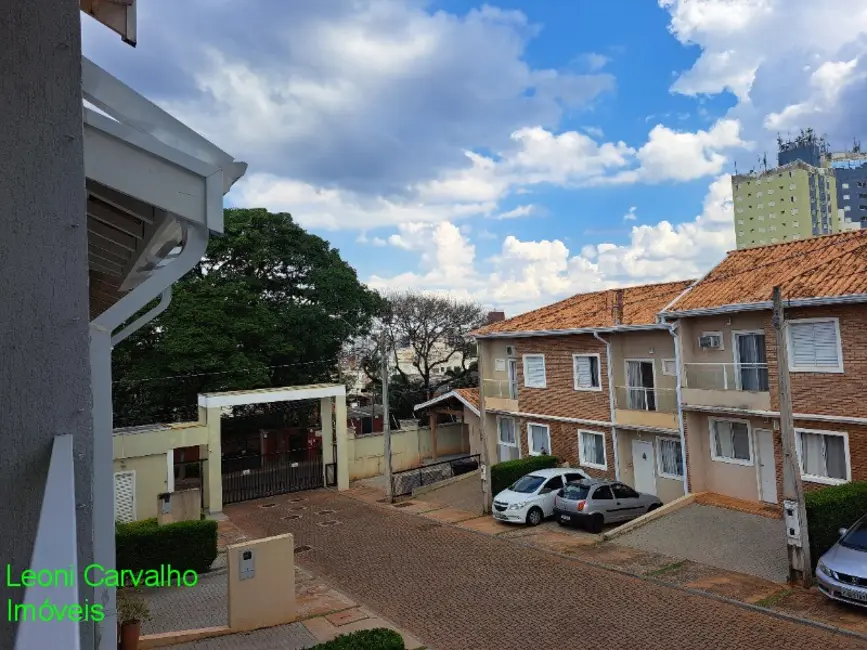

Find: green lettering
<box><xmin>90</xmin><ymin>603</ymin><xmax>104</xmax><ymax>622</ymax></box>
<box><xmin>19</xmin><ymin>570</ymin><xmax>36</xmax><ymax>588</ymax></box>
<box><xmin>83</xmin><ymin>564</ymin><xmax>102</xmax><ymax>587</ymax></box>
<box><xmin>15</xmin><ymin>602</ymin><xmax>36</xmax><ymax>622</ymax></box>
<box><xmin>5</xmin><ymin>565</ymin><xmax>21</xmax><ymax>588</ymax></box>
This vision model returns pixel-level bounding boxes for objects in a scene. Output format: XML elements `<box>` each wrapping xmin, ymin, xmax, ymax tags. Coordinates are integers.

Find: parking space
<box><xmin>614</xmin><ymin>503</ymin><xmax>789</xmax><ymax>583</ymax></box>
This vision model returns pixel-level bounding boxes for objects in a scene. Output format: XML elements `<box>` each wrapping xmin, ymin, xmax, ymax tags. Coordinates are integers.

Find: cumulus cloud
<box><xmin>623</xmin><ymin>207</ymin><xmax>637</xmax><ymax>221</ymax></box>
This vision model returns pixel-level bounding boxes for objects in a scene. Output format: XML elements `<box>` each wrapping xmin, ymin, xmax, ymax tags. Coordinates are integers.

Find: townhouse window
<box><xmin>497</xmin><ymin>417</ymin><xmax>520</xmax><ymax>462</ymax></box>
<box><xmin>796</xmin><ymin>429</ymin><xmax>850</xmax><ymax>484</ymax></box>
<box><xmin>523</xmin><ymin>354</ymin><xmax>547</xmax><ymax>388</ymax></box>
<box><xmin>573</xmin><ymin>354</ymin><xmax>601</xmax><ymax>391</ymax></box>
<box><xmin>578</xmin><ymin>430</ymin><xmax>607</xmax><ymax>469</ymax></box>
<box><xmin>787</xmin><ymin>318</ymin><xmax>843</xmax><ymax>373</ymax></box>
<box><xmin>709</xmin><ymin>419</ymin><xmax>752</xmax><ymax>465</ymax></box>
<box><xmin>527</xmin><ymin>423</ymin><xmax>551</xmax><ymax>456</ymax></box>
<box><xmin>656</xmin><ymin>437</ymin><xmax>684</xmax><ymax>479</ymax></box>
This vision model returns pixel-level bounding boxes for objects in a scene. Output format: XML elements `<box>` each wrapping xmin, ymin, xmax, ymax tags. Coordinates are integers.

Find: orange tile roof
<box><xmin>473</xmin><ymin>280</ymin><xmax>694</xmax><ymax>336</ymax></box>
<box><xmin>454</xmin><ymin>387</ymin><xmax>479</xmax><ymax>411</ymax></box>
<box><xmin>666</xmin><ymin>230</ymin><xmax>867</xmax><ymax>313</ymax></box>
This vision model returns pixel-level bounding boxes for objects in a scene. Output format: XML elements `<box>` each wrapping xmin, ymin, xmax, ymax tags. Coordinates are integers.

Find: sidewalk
<box><xmin>344</xmin><ymin>482</ymin><xmax>867</xmax><ymax>640</ymax></box>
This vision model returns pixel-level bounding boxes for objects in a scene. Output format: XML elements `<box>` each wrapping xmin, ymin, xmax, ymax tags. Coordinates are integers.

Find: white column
<box><xmin>320</xmin><ymin>397</ymin><xmax>334</xmax><ymax>484</ymax></box>
<box><xmin>334</xmin><ymin>396</ymin><xmax>350</xmax><ymax>490</ymax></box>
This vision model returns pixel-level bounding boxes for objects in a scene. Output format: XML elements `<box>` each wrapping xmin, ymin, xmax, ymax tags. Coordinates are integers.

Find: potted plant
<box><xmin>116</xmin><ymin>589</ymin><xmax>150</xmax><ymax>650</ymax></box>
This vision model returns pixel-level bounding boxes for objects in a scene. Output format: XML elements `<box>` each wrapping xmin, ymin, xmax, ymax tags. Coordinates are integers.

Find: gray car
<box><xmin>816</xmin><ymin>514</ymin><xmax>867</xmax><ymax>608</ymax></box>
<box><xmin>553</xmin><ymin>478</ymin><xmax>662</xmax><ymax>533</ymax></box>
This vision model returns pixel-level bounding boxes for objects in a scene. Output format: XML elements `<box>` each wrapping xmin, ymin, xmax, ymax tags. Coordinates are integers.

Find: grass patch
<box><xmin>644</xmin><ymin>560</ymin><xmax>687</xmax><ymax>577</ymax></box>
<box><xmin>754</xmin><ymin>588</ymin><xmax>793</xmax><ymax>609</ymax></box>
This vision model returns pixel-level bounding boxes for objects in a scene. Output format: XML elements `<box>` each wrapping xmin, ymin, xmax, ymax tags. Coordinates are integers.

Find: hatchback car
<box><xmin>492</xmin><ymin>468</ymin><xmax>589</xmax><ymax>526</ymax></box>
<box><xmin>816</xmin><ymin>515</ymin><xmax>867</xmax><ymax>608</ymax></box>
<box><xmin>553</xmin><ymin>478</ymin><xmax>662</xmax><ymax>533</ymax></box>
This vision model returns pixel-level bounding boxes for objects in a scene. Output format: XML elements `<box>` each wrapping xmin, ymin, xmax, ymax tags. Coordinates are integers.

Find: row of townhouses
<box><xmin>417</xmin><ymin>229</ymin><xmax>867</xmax><ymax>509</ymax></box>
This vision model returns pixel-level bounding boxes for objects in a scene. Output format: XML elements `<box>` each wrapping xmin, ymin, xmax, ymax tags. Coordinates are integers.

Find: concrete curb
<box><xmin>602</xmin><ymin>492</ymin><xmax>697</xmax><ymax>541</ymax></box>
<box><xmin>411</xmin><ymin>469</ymin><xmax>480</xmax><ymax>498</ymax></box>
<box><xmin>338</xmin><ymin>488</ymin><xmax>867</xmax><ymax>644</ymax></box>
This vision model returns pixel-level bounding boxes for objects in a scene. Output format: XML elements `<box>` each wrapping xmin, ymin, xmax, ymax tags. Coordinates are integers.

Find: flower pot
<box><xmin>119</xmin><ymin>621</ymin><xmax>141</xmax><ymax>650</ymax></box>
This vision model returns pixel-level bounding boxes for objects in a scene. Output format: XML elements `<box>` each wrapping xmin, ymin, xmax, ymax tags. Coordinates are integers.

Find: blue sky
<box><xmin>82</xmin><ymin>0</ymin><xmax>867</xmax><ymax>315</ymax></box>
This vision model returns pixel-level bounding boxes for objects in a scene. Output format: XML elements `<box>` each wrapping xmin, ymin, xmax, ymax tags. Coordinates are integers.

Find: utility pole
<box><xmin>477</xmin><ymin>341</ymin><xmax>493</xmax><ymax>514</ymax></box>
<box><xmin>772</xmin><ymin>286</ymin><xmax>812</xmax><ymax>587</ymax></box>
<box><xmin>380</xmin><ymin>329</ymin><xmax>394</xmax><ymax>503</ymax></box>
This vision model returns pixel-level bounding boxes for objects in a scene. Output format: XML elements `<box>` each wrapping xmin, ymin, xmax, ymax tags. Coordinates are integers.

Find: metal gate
<box><xmin>222</xmin><ymin>452</ymin><xmax>324</xmax><ymax>504</ymax></box>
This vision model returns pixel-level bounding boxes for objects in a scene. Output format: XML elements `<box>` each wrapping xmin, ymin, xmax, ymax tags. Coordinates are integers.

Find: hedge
<box><xmin>311</xmin><ymin>628</ymin><xmax>405</xmax><ymax>650</ymax></box>
<box><xmin>116</xmin><ymin>518</ymin><xmax>218</xmax><ymax>574</ymax></box>
<box><xmin>490</xmin><ymin>455</ymin><xmax>559</xmax><ymax>496</ymax></box>
<box><xmin>805</xmin><ymin>481</ymin><xmax>867</xmax><ymax>567</ymax></box>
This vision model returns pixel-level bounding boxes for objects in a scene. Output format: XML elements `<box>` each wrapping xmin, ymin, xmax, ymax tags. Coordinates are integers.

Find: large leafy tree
<box><xmin>112</xmin><ymin>208</ymin><xmax>384</xmax><ymax>427</ymax></box>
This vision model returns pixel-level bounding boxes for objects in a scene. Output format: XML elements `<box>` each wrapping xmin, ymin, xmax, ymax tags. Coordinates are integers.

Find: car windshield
<box><xmin>509</xmin><ymin>475</ymin><xmax>546</xmax><ymax>494</ymax></box>
<box><xmin>560</xmin><ymin>484</ymin><xmax>590</xmax><ymax>500</ymax></box>
<box><xmin>840</xmin><ymin>520</ymin><xmax>867</xmax><ymax>551</ymax></box>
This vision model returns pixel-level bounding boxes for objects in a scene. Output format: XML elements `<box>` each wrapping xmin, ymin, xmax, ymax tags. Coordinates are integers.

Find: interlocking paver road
<box><xmin>227</xmin><ymin>490</ymin><xmax>867</xmax><ymax>650</ymax></box>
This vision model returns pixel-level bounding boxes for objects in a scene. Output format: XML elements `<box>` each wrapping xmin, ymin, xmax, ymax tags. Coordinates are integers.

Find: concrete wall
<box><xmin>113</xmin><ymin>454</ymin><xmax>170</xmax><ymax>521</ymax></box>
<box><xmin>227</xmin><ymin>534</ymin><xmax>296</xmax><ymax>631</ymax></box>
<box><xmin>347</xmin><ymin>423</ymin><xmax>469</xmax><ymax>480</ymax></box>
<box><xmin>465</xmin><ymin>409</ymin><xmax>499</xmax><ymax>465</ymax></box>
<box><xmin>157</xmin><ymin>489</ymin><xmax>201</xmax><ymax>525</ymax></box>
<box><xmin>0</xmin><ymin>3</ymin><xmax>93</xmax><ymax>648</ymax></box>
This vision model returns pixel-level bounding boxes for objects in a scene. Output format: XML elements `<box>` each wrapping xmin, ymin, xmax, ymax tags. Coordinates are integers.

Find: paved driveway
<box><xmin>226</xmin><ymin>490</ymin><xmax>864</xmax><ymax>650</ymax></box>
<box><xmin>614</xmin><ymin>504</ymin><xmax>789</xmax><ymax>583</ymax></box>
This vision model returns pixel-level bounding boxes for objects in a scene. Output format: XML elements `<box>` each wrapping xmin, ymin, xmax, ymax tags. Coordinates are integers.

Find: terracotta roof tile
<box><xmin>666</xmin><ymin>230</ymin><xmax>867</xmax><ymax>313</ymax></box>
<box><xmin>473</xmin><ymin>280</ymin><xmax>694</xmax><ymax>336</ymax></box>
<box><xmin>454</xmin><ymin>387</ymin><xmax>479</xmax><ymax>410</ymax></box>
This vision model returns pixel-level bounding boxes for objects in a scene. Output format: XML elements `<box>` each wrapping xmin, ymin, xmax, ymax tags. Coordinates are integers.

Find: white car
<box><xmin>492</xmin><ymin>467</ymin><xmax>590</xmax><ymax>526</ymax></box>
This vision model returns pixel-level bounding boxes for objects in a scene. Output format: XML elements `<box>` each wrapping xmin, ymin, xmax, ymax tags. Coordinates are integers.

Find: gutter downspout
<box><xmin>594</xmin><ymin>332</ymin><xmax>619</xmax><ymax>480</ymax></box>
<box><xmin>664</xmin><ymin>318</ymin><xmax>690</xmax><ymax>496</ymax></box>
<box><xmin>89</xmin><ymin>225</ymin><xmax>208</xmax><ymax>650</ymax></box>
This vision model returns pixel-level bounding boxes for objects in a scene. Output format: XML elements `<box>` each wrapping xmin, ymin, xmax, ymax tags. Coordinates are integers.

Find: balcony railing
<box><xmin>15</xmin><ymin>434</ymin><xmax>81</xmax><ymax>650</ymax></box>
<box><xmin>683</xmin><ymin>362</ymin><xmax>769</xmax><ymax>392</ymax></box>
<box><xmin>614</xmin><ymin>386</ymin><xmax>678</xmax><ymax>414</ymax></box>
<box><xmin>482</xmin><ymin>378</ymin><xmax>518</xmax><ymax>401</ymax></box>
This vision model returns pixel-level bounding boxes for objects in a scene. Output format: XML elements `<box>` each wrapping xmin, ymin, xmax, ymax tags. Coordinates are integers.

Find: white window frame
<box><xmin>522</xmin><ymin>353</ymin><xmax>547</xmax><ymax>388</ymax></box>
<box><xmin>708</xmin><ymin>417</ymin><xmax>753</xmax><ymax>466</ymax></box>
<box><xmin>656</xmin><ymin>436</ymin><xmax>684</xmax><ymax>480</ymax></box>
<box><xmin>572</xmin><ymin>353</ymin><xmax>602</xmax><ymax>392</ymax></box>
<box><xmin>794</xmin><ymin>427</ymin><xmax>851</xmax><ymax>485</ymax></box>
<box><xmin>497</xmin><ymin>416</ymin><xmax>519</xmax><ymax>449</ymax></box>
<box><xmin>661</xmin><ymin>359</ymin><xmax>676</xmax><ymax>376</ymax></box>
<box><xmin>786</xmin><ymin>317</ymin><xmax>844</xmax><ymax>374</ymax></box>
<box><xmin>526</xmin><ymin>422</ymin><xmax>551</xmax><ymax>456</ymax></box>
<box><xmin>578</xmin><ymin>430</ymin><xmax>607</xmax><ymax>470</ymax></box>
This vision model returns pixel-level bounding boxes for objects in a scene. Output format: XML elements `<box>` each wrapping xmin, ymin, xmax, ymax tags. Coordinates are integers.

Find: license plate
<box><xmin>841</xmin><ymin>587</ymin><xmax>867</xmax><ymax>602</ymax></box>
<box><xmin>560</xmin><ymin>515</ymin><xmax>570</xmax><ymax>521</ymax></box>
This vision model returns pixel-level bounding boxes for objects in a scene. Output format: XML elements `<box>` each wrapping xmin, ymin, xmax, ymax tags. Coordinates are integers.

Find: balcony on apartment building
<box><xmin>481</xmin><ymin>377</ymin><xmax>519</xmax><ymax>413</ymax></box>
<box><xmin>613</xmin><ymin>385</ymin><xmax>679</xmax><ymax>430</ymax></box>
<box><xmin>682</xmin><ymin>362</ymin><xmax>771</xmax><ymax>410</ymax></box>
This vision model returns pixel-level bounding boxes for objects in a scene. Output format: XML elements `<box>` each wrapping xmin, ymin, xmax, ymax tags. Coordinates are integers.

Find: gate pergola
<box><xmin>197</xmin><ymin>384</ymin><xmax>350</xmax><ymax>512</ymax></box>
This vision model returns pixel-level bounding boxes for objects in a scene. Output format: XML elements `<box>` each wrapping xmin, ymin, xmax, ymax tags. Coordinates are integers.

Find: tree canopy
<box><xmin>112</xmin><ymin>208</ymin><xmax>384</xmax><ymax>427</ymax></box>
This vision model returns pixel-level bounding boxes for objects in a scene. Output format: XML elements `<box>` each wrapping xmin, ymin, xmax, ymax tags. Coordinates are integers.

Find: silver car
<box><xmin>816</xmin><ymin>514</ymin><xmax>867</xmax><ymax>607</ymax></box>
<box><xmin>553</xmin><ymin>478</ymin><xmax>662</xmax><ymax>533</ymax></box>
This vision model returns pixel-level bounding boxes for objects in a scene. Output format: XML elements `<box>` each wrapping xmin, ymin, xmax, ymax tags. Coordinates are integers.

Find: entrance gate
<box><xmin>222</xmin><ymin>452</ymin><xmax>325</xmax><ymax>505</ymax></box>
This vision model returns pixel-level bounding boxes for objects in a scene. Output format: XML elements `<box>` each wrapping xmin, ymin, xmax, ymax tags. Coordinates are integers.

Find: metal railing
<box><xmin>390</xmin><ymin>454</ymin><xmax>480</xmax><ymax>497</ymax></box>
<box><xmin>482</xmin><ymin>378</ymin><xmax>518</xmax><ymax>400</ymax></box>
<box><xmin>15</xmin><ymin>435</ymin><xmax>81</xmax><ymax>650</ymax></box>
<box><xmin>683</xmin><ymin>362</ymin><xmax>769</xmax><ymax>392</ymax></box>
<box><xmin>614</xmin><ymin>386</ymin><xmax>678</xmax><ymax>413</ymax></box>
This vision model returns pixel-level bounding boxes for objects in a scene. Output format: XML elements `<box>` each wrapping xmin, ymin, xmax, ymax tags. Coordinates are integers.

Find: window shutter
<box><xmin>574</xmin><ymin>357</ymin><xmax>592</xmax><ymax>388</ymax></box>
<box><xmin>524</xmin><ymin>355</ymin><xmax>546</xmax><ymax>387</ymax></box>
<box><xmin>790</xmin><ymin>321</ymin><xmax>840</xmax><ymax>368</ymax></box>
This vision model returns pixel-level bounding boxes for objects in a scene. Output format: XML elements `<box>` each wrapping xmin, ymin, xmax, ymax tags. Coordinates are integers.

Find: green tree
<box><xmin>112</xmin><ymin>208</ymin><xmax>384</xmax><ymax>427</ymax></box>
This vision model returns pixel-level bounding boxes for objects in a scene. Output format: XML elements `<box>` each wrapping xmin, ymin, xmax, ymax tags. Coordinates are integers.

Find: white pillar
<box><xmin>203</xmin><ymin>406</ymin><xmax>223</xmax><ymax>515</ymax></box>
<box><xmin>334</xmin><ymin>396</ymin><xmax>350</xmax><ymax>490</ymax></box>
<box><xmin>320</xmin><ymin>397</ymin><xmax>334</xmax><ymax>484</ymax></box>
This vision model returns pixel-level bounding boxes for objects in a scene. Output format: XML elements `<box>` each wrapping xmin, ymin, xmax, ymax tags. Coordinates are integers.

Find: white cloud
<box><xmin>581</xmin><ymin>53</ymin><xmax>611</xmax><ymax>72</ymax></box>
<box><xmin>368</xmin><ymin>175</ymin><xmax>734</xmax><ymax>314</ymax></box>
<box><xmin>623</xmin><ymin>206</ymin><xmax>637</xmax><ymax>221</ymax></box>
<box><xmin>495</xmin><ymin>204</ymin><xmax>537</xmax><ymax>219</ymax></box>
<box><xmin>583</xmin><ymin>125</ymin><xmax>605</xmax><ymax>139</ymax></box>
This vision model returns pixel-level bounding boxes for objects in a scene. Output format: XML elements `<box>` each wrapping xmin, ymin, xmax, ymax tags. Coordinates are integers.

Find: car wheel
<box><xmin>526</xmin><ymin>507</ymin><xmax>544</xmax><ymax>526</ymax></box>
<box><xmin>586</xmin><ymin>513</ymin><xmax>604</xmax><ymax>534</ymax></box>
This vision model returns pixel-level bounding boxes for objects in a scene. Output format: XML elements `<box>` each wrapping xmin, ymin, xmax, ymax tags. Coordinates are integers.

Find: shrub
<box><xmin>116</xmin><ymin>518</ymin><xmax>218</xmax><ymax>574</ymax></box>
<box><xmin>490</xmin><ymin>455</ymin><xmax>559</xmax><ymax>496</ymax></box>
<box><xmin>805</xmin><ymin>481</ymin><xmax>867</xmax><ymax>567</ymax></box>
<box><xmin>311</xmin><ymin>628</ymin><xmax>405</xmax><ymax>650</ymax></box>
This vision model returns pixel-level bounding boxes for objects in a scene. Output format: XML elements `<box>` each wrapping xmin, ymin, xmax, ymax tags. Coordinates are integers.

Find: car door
<box><xmin>539</xmin><ymin>475</ymin><xmax>564</xmax><ymax>516</ymax></box>
<box><xmin>611</xmin><ymin>483</ymin><xmax>644</xmax><ymax>521</ymax></box>
<box><xmin>590</xmin><ymin>485</ymin><xmax>617</xmax><ymax>522</ymax></box>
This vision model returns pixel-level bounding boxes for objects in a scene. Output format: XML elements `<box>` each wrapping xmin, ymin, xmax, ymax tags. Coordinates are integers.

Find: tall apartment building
<box><xmin>732</xmin><ymin>131</ymin><xmax>867</xmax><ymax>250</ymax></box>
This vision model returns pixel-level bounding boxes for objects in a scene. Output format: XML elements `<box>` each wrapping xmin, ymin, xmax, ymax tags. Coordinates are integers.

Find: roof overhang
<box><xmin>660</xmin><ymin>292</ymin><xmax>867</xmax><ymax>319</ymax></box>
<box><xmin>473</xmin><ymin>324</ymin><xmax>668</xmax><ymax>340</ymax></box>
<box><xmin>82</xmin><ymin>57</ymin><xmax>247</xmax><ymax>320</ymax></box>
<box><xmin>413</xmin><ymin>391</ymin><xmax>480</xmax><ymax>417</ymax></box>
<box><xmin>81</xmin><ymin>0</ymin><xmax>136</xmax><ymax>47</ymax></box>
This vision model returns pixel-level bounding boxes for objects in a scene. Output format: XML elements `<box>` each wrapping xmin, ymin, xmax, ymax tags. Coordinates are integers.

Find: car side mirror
<box><xmin>839</xmin><ymin>527</ymin><xmax>848</xmax><ymax>537</ymax></box>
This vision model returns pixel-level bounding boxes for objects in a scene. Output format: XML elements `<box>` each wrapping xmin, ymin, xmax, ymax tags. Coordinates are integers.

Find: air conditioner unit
<box><xmin>505</xmin><ymin>346</ymin><xmax>515</xmax><ymax>356</ymax></box>
<box><xmin>698</xmin><ymin>334</ymin><xmax>722</xmax><ymax>350</ymax></box>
